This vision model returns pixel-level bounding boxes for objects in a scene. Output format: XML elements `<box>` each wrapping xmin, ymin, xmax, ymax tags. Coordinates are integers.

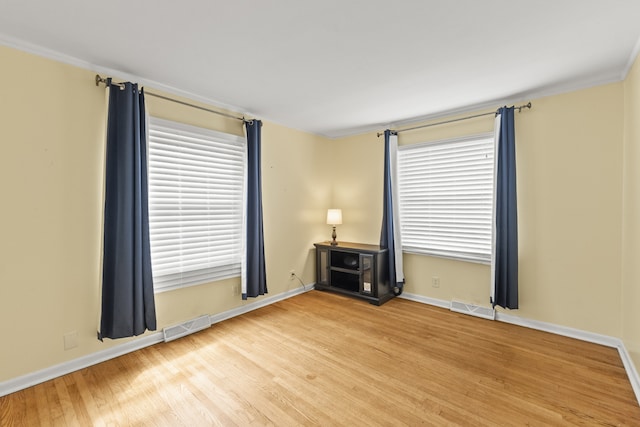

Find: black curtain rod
<box><xmin>377</xmin><ymin>102</ymin><xmax>532</xmax><ymax>137</ymax></box>
<box><xmin>95</xmin><ymin>74</ymin><xmax>246</xmax><ymax>122</ymax></box>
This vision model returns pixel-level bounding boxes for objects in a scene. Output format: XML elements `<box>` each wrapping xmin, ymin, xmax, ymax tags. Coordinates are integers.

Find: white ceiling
<box><xmin>1</xmin><ymin>0</ymin><xmax>640</xmax><ymax>138</ymax></box>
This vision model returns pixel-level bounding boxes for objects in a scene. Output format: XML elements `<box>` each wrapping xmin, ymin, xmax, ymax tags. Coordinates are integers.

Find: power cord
<box><xmin>291</xmin><ymin>272</ymin><xmax>307</xmax><ymax>291</ymax></box>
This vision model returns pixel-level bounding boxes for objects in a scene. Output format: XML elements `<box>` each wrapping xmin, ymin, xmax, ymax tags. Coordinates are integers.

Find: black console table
<box><xmin>314</xmin><ymin>241</ymin><xmax>392</xmax><ymax>305</ymax></box>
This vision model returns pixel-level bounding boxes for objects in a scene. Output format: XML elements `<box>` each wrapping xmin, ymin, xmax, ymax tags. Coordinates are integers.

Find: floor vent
<box><xmin>450</xmin><ymin>300</ymin><xmax>495</xmax><ymax>320</ymax></box>
<box><xmin>163</xmin><ymin>315</ymin><xmax>212</xmax><ymax>342</ymax></box>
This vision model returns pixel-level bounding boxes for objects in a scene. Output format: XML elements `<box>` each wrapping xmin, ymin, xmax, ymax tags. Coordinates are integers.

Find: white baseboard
<box><xmin>4</xmin><ymin>286</ymin><xmax>638</xmax><ymax>406</ymax></box>
<box><xmin>398</xmin><ymin>292</ymin><xmax>451</xmax><ymax>310</ymax></box>
<box><xmin>0</xmin><ymin>333</ymin><xmax>164</xmax><ymax>398</ymax></box>
<box><xmin>209</xmin><ymin>284</ymin><xmax>313</xmax><ymax>325</ymax></box>
<box><xmin>494</xmin><ymin>311</ymin><xmax>620</xmax><ymax>347</ymax></box>
<box><xmin>616</xmin><ymin>343</ymin><xmax>640</xmax><ymax>404</ymax></box>
<box><xmin>0</xmin><ymin>284</ymin><xmax>314</xmax><ymax>398</ymax></box>
<box><xmin>399</xmin><ymin>292</ymin><xmax>640</xmax><ymax>405</ymax></box>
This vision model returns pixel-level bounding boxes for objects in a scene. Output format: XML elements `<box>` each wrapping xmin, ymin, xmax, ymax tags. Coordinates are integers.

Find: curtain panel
<box><xmin>491</xmin><ymin>107</ymin><xmax>519</xmax><ymax>309</ymax></box>
<box><xmin>242</xmin><ymin>119</ymin><xmax>267</xmax><ymax>299</ymax></box>
<box><xmin>99</xmin><ymin>80</ymin><xmax>157</xmax><ymax>340</ymax></box>
<box><xmin>380</xmin><ymin>130</ymin><xmax>405</xmax><ymax>295</ymax></box>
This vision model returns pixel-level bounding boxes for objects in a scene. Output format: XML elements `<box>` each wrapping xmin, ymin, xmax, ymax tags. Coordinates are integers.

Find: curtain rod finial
<box><xmin>516</xmin><ymin>102</ymin><xmax>532</xmax><ymax>113</ymax></box>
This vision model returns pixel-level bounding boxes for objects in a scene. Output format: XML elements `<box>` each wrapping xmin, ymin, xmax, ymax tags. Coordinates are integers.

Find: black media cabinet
<box><xmin>314</xmin><ymin>241</ymin><xmax>393</xmax><ymax>305</ymax></box>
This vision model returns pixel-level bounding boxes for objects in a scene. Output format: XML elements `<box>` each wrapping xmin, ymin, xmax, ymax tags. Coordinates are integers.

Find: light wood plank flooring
<box><xmin>2</xmin><ymin>290</ymin><xmax>639</xmax><ymax>426</ymax></box>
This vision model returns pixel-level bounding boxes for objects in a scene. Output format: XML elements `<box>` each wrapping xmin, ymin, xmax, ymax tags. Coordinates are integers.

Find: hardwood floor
<box><xmin>1</xmin><ymin>290</ymin><xmax>639</xmax><ymax>426</ymax></box>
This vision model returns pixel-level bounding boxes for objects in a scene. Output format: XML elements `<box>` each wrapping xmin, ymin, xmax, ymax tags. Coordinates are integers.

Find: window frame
<box><xmin>147</xmin><ymin>116</ymin><xmax>246</xmax><ymax>293</ymax></box>
<box><xmin>397</xmin><ymin>132</ymin><xmax>495</xmax><ymax>264</ymax></box>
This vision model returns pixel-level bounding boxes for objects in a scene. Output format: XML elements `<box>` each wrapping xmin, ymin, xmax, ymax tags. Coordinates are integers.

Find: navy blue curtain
<box><xmin>492</xmin><ymin>107</ymin><xmax>518</xmax><ymax>309</ymax></box>
<box><xmin>99</xmin><ymin>80</ymin><xmax>156</xmax><ymax>340</ymax></box>
<box><xmin>243</xmin><ymin>120</ymin><xmax>267</xmax><ymax>299</ymax></box>
<box><xmin>380</xmin><ymin>130</ymin><xmax>404</xmax><ymax>296</ymax></box>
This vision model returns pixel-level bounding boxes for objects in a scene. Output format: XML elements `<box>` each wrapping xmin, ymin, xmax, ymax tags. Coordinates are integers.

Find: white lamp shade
<box><xmin>326</xmin><ymin>209</ymin><xmax>343</xmax><ymax>225</ymax></box>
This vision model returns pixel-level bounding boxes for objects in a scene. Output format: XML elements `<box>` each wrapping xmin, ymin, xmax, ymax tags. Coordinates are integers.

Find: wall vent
<box><xmin>163</xmin><ymin>315</ymin><xmax>211</xmax><ymax>342</ymax></box>
<box><xmin>450</xmin><ymin>300</ymin><xmax>495</xmax><ymax>320</ymax></box>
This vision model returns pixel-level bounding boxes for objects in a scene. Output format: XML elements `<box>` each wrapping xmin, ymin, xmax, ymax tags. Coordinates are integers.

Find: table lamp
<box><xmin>326</xmin><ymin>209</ymin><xmax>342</xmax><ymax>246</ymax></box>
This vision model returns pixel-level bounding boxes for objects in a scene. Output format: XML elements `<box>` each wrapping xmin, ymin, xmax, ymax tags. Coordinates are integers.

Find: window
<box><xmin>397</xmin><ymin>133</ymin><xmax>494</xmax><ymax>263</ymax></box>
<box><xmin>148</xmin><ymin>117</ymin><xmax>245</xmax><ymax>292</ymax></box>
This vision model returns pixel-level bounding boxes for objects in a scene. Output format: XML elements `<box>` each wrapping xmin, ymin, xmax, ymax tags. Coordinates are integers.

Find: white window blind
<box><xmin>397</xmin><ymin>133</ymin><xmax>494</xmax><ymax>263</ymax></box>
<box><xmin>148</xmin><ymin>117</ymin><xmax>245</xmax><ymax>292</ymax></box>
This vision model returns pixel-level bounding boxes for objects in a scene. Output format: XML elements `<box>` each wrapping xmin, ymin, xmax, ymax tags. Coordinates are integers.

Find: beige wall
<box><xmin>0</xmin><ymin>46</ymin><xmax>107</xmax><ymax>383</ymax></box>
<box><xmin>2</xmin><ymin>40</ymin><xmax>639</xmax><ymax>386</ymax></box>
<box><xmin>328</xmin><ymin>133</ymin><xmax>385</xmax><ymax>245</ymax></box>
<box><xmin>623</xmin><ymin>53</ymin><xmax>640</xmax><ymax>368</ymax></box>
<box><xmin>332</xmin><ymin>83</ymin><xmax>625</xmax><ymax>337</ymax></box>
<box><xmin>0</xmin><ymin>45</ymin><xmax>331</xmax><ymax>382</ymax></box>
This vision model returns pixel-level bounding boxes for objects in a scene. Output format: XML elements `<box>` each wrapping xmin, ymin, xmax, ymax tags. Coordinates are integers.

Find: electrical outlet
<box><xmin>289</xmin><ymin>270</ymin><xmax>295</xmax><ymax>281</ymax></box>
<box><xmin>432</xmin><ymin>276</ymin><xmax>440</xmax><ymax>288</ymax></box>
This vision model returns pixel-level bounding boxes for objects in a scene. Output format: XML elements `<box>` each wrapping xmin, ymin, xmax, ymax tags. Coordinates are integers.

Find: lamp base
<box><xmin>331</xmin><ymin>226</ymin><xmax>338</xmax><ymax>245</ymax></box>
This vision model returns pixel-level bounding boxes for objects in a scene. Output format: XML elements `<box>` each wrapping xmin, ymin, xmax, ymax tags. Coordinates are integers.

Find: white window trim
<box><xmin>397</xmin><ymin>132</ymin><xmax>494</xmax><ymax>265</ymax></box>
<box><xmin>147</xmin><ymin>117</ymin><xmax>246</xmax><ymax>293</ymax></box>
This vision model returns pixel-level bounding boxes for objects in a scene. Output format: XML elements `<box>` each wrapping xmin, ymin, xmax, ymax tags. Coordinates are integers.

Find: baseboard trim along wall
<box><xmin>399</xmin><ymin>292</ymin><xmax>640</xmax><ymax>406</ymax></box>
<box><xmin>0</xmin><ymin>333</ymin><xmax>165</xmax><ymax>398</ymax></box>
<box><xmin>3</xmin><ymin>286</ymin><xmax>638</xmax><ymax>406</ymax></box>
<box><xmin>0</xmin><ymin>284</ymin><xmax>313</xmax><ymax>398</ymax></box>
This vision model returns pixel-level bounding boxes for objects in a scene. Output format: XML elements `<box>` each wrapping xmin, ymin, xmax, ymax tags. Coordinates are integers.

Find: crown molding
<box><xmin>324</xmin><ymin>72</ymin><xmax>623</xmax><ymax>139</ymax></box>
<box><xmin>0</xmin><ymin>33</ymin><xmax>251</xmax><ymax>121</ymax></box>
<box><xmin>0</xmin><ymin>32</ymin><xmax>630</xmax><ymax>142</ymax></box>
<box><xmin>622</xmin><ymin>34</ymin><xmax>640</xmax><ymax>79</ymax></box>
